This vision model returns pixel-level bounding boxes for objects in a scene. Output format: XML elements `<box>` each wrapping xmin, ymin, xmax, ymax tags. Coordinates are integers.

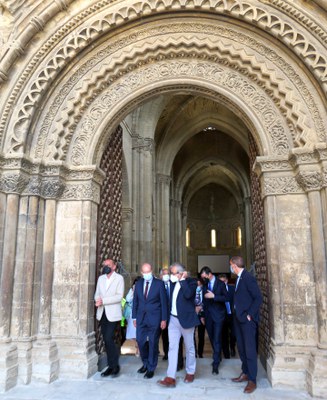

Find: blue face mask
<box><xmin>143</xmin><ymin>273</ymin><xmax>153</xmax><ymax>281</ymax></box>
<box><xmin>230</xmin><ymin>265</ymin><xmax>234</xmax><ymax>275</ymax></box>
<box><xmin>196</xmin><ymin>286</ymin><xmax>202</xmax><ymax>293</ymax></box>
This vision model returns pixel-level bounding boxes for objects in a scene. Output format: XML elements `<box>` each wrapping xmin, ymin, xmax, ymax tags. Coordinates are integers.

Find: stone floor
<box><xmin>1</xmin><ymin>346</ymin><xmax>318</xmax><ymax>400</ymax></box>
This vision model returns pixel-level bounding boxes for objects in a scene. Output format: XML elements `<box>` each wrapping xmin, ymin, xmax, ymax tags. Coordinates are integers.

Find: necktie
<box><xmin>165</xmin><ymin>283</ymin><xmax>169</xmax><ymax>299</ymax></box>
<box><xmin>225</xmin><ymin>284</ymin><xmax>231</xmax><ymax>314</ymax></box>
<box><xmin>236</xmin><ymin>275</ymin><xmax>240</xmax><ymax>290</ymax></box>
<box><xmin>144</xmin><ymin>281</ymin><xmax>149</xmax><ymax>299</ymax></box>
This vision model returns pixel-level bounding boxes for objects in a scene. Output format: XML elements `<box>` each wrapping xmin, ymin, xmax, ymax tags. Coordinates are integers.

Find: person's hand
<box><xmin>95</xmin><ymin>298</ymin><xmax>103</xmax><ymax>307</ymax></box>
<box><xmin>204</xmin><ymin>290</ymin><xmax>214</xmax><ymax>299</ymax></box>
<box><xmin>195</xmin><ymin>306</ymin><xmax>202</xmax><ymax>314</ymax></box>
<box><xmin>200</xmin><ymin>317</ymin><xmax>205</xmax><ymax>326</ymax></box>
<box><xmin>160</xmin><ymin>321</ymin><xmax>167</xmax><ymax>330</ymax></box>
<box><xmin>133</xmin><ymin>320</ymin><xmax>137</xmax><ymax>328</ymax></box>
<box><xmin>180</xmin><ymin>271</ymin><xmax>188</xmax><ymax>280</ymax></box>
<box><xmin>247</xmin><ymin>314</ymin><xmax>252</xmax><ymax>321</ymax></box>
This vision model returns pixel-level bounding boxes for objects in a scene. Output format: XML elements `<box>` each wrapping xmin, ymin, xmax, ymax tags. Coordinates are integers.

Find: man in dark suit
<box><xmin>132</xmin><ymin>263</ymin><xmax>168</xmax><ymax>379</ymax></box>
<box><xmin>157</xmin><ymin>262</ymin><xmax>199</xmax><ymax>388</ymax></box>
<box><xmin>230</xmin><ymin>256</ymin><xmax>262</xmax><ymax>394</ymax></box>
<box><xmin>219</xmin><ymin>273</ymin><xmax>236</xmax><ymax>358</ymax></box>
<box><xmin>200</xmin><ymin>266</ymin><xmax>229</xmax><ymax>375</ymax></box>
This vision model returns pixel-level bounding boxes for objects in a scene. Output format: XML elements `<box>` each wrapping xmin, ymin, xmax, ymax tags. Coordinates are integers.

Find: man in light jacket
<box><xmin>94</xmin><ymin>259</ymin><xmax>125</xmax><ymax>377</ymax></box>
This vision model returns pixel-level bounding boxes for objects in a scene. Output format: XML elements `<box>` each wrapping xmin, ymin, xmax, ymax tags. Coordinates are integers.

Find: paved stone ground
<box><xmin>1</xmin><ymin>355</ymin><xmax>318</xmax><ymax>400</ymax></box>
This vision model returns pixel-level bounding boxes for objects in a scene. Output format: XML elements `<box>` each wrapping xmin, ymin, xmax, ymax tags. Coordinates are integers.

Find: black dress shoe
<box><xmin>231</xmin><ymin>349</ymin><xmax>236</xmax><ymax>357</ymax></box>
<box><xmin>212</xmin><ymin>366</ymin><xmax>219</xmax><ymax>375</ymax></box>
<box><xmin>111</xmin><ymin>365</ymin><xmax>120</xmax><ymax>378</ymax></box>
<box><xmin>101</xmin><ymin>367</ymin><xmax>113</xmax><ymax>377</ymax></box>
<box><xmin>137</xmin><ymin>366</ymin><xmax>147</xmax><ymax>373</ymax></box>
<box><xmin>144</xmin><ymin>370</ymin><xmax>154</xmax><ymax>379</ymax></box>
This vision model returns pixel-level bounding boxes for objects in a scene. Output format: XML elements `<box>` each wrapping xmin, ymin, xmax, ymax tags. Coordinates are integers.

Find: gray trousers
<box><xmin>167</xmin><ymin>316</ymin><xmax>196</xmax><ymax>378</ymax></box>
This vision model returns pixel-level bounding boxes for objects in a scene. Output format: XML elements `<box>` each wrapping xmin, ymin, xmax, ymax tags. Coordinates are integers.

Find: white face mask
<box><xmin>143</xmin><ymin>272</ymin><xmax>153</xmax><ymax>281</ymax></box>
<box><xmin>230</xmin><ymin>265</ymin><xmax>234</xmax><ymax>274</ymax></box>
<box><xmin>170</xmin><ymin>275</ymin><xmax>179</xmax><ymax>283</ymax></box>
<box><xmin>162</xmin><ymin>274</ymin><xmax>170</xmax><ymax>283</ymax></box>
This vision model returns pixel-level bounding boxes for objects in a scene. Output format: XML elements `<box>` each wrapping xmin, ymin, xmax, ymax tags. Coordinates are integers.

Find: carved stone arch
<box><xmin>2</xmin><ymin>11</ymin><xmax>326</xmax><ymax>157</ymax></box>
<box><xmin>1</xmin><ymin>0</ymin><xmax>327</xmax><ymax>133</ymax></box>
<box><xmin>72</xmin><ymin>69</ymin><xmax>289</xmax><ymax>168</ymax></box>
<box><xmin>26</xmin><ymin>16</ymin><xmax>326</xmax><ymax>164</ymax></box>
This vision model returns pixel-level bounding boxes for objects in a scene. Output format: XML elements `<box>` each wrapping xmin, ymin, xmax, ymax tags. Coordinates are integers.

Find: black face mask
<box><xmin>103</xmin><ymin>266</ymin><xmax>112</xmax><ymax>275</ymax></box>
<box><xmin>202</xmin><ymin>277</ymin><xmax>209</xmax><ymax>285</ymax></box>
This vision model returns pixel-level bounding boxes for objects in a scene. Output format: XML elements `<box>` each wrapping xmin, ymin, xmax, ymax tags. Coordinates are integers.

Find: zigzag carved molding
<box><xmin>1</xmin><ymin>0</ymin><xmax>327</xmax><ymax>152</ymax></box>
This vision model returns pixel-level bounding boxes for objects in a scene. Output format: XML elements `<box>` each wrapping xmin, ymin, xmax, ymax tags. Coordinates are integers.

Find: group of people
<box><xmin>94</xmin><ymin>256</ymin><xmax>262</xmax><ymax>394</ymax></box>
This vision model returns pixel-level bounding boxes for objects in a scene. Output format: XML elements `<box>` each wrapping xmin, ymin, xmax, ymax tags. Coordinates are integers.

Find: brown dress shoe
<box><xmin>157</xmin><ymin>377</ymin><xmax>176</xmax><ymax>388</ymax></box>
<box><xmin>244</xmin><ymin>381</ymin><xmax>257</xmax><ymax>394</ymax></box>
<box><xmin>184</xmin><ymin>374</ymin><xmax>194</xmax><ymax>383</ymax></box>
<box><xmin>232</xmin><ymin>373</ymin><xmax>248</xmax><ymax>382</ymax></box>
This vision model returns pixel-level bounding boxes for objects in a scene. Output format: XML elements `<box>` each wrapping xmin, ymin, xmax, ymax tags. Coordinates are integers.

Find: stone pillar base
<box><xmin>267</xmin><ymin>344</ymin><xmax>312</xmax><ymax>391</ymax></box>
<box><xmin>56</xmin><ymin>333</ymin><xmax>98</xmax><ymax>379</ymax></box>
<box><xmin>16</xmin><ymin>339</ymin><xmax>33</xmax><ymax>385</ymax></box>
<box><xmin>307</xmin><ymin>348</ymin><xmax>327</xmax><ymax>398</ymax></box>
<box><xmin>32</xmin><ymin>336</ymin><xmax>59</xmax><ymax>383</ymax></box>
<box><xmin>0</xmin><ymin>341</ymin><xmax>18</xmax><ymax>392</ymax></box>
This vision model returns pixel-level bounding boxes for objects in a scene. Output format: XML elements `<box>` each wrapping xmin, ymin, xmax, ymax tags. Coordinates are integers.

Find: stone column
<box><xmin>156</xmin><ymin>173</ymin><xmax>171</xmax><ymax>268</ymax></box>
<box><xmin>243</xmin><ymin>196</ymin><xmax>253</xmax><ymax>266</ymax></box>
<box><xmin>11</xmin><ymin>195</ymin><xmax>42</xmax><ymax>385</ymax></box>
<box><xmin>170</xmin><ymin>195</ymin><xmax>182</xmax><ymax>264</ymax></box>
<box><xmin>255</xmin><ymin>156</ymin><xmax>317</xmax><ymax>391</ymax></box>
<box><xmin>292</xmin><ymin>146</ymin><xmax>327</xmax><ymax>398</ymax></box>
<box><xmin>32</xmin><ymin>199</ymin><xmax>59</xmax><ymax>383</ymax></box>
<box><xmin>0</xmin><ymin>192</ymin><xmax>20</xmax><ymax>391</ymax></box>
<box><xmin>181</xmin><ymin>206</ymin><xmax>187</xmax><ymax>266</ymax></box>
<box><xmin>122</xmin><ymin>208</ymin><xmax>133</xmax><ymax>273</ymax></box>
<box><xmin>132</xmin><ymin>137</ymin><xmax>154</xmax><ymax>266</ymax></box>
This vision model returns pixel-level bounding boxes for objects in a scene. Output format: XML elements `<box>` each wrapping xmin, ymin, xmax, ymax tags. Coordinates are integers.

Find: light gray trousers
<box><xmin>167</xmin><ymin>316</ymin><xmax>196</xmax><ymax>378</ymax></box>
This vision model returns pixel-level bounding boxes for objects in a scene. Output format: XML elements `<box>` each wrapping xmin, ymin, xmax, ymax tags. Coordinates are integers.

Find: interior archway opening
<box><xmin>96</xmin><ymin>91</ymin><xmax>270</xmax><ymax>369</ymax></box>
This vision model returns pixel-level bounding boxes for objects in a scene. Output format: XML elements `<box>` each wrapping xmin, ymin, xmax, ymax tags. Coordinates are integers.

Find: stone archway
<box><xmin>0</xmin><ymin>4</ymin><xmax>326</xmax><ymax>398</ymax></box>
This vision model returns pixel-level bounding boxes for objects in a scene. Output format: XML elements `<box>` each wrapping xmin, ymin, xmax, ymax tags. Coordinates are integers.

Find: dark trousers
<box><xmin>161</xmin><ymin>327</ymin><xmax>184</xmax><ymax>367</ymax></box>
<box><xmin>161</xmin><ymin>326</ymin><xmax>169</xmax><ymax>357</ymax></box>
<box><xmin>100</xmin><ymin>313</ymin><xmax>120</xmax><ymax>369</ymax></box>
<box><xmin>194</xmin><ymin>322</ymin><xmax>205</xmax><ymax>357</ymax></box>
<box><xmin>136</xmin><ymin>322</ymin><xmax>161</xmax><ymax>372</ymax></box>
<box><xmin>234</xmin><ymin>316</ymin><xmax>258</xmax><ymax>383</ymax></box>
<box><xmin>222</xmin><ymin>314</ymin><xmax>236</xmax><ymax>358</ymax></box>
<box><xmin>205</xmin><ymin>316</ymin><xmax>223</xmax><ymax>367</ymax></box>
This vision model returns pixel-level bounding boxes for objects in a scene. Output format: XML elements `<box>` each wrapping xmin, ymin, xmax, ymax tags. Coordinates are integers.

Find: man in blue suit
<box><xmin>230</xmin><ymin>256</ymin><xmax>262</xmax><ymax>394</ymax></box>
<box><xmin>200</xmin><ymin>266</ymin><xmax>229</xmax><ymax>375</ymax></box>
<box><xmin>132</xmin><ymin>263</ymin><xmax>168</xmax><ymax>379</ymax></box>
<box><xmin>219</xmin><ymin>273</ymin><xmax>236</xmax><ymax>358</ymax></box>
<box><xmin>157</xmin><ymin>263</ymin><xmax>200</xmax><ymax>388</ymax></box>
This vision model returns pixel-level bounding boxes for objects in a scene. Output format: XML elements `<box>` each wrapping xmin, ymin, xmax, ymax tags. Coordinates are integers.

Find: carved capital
<box><xmin>61</xmin><ymin>182</ymin><xmax>100</xmax><ymax>203</ymax></box>
<box><xmin>132</xmin><ymin>137</ymin><xmax>154</xmax><ymax>153</ymax></box>
<box><xmin>289</xmin><ymin>149</ymin><xmax>317</xmax><ymax>168</ymax></box>
<box><xmin>296</xmin><ymin>171</ymin><xmax>323</xmax><ymax>192</ymax></box>
<box><xmin>122</xmin><ymin>208</ymin><xmax>133</xmax><ymax>222</ymax></box>
<box><xmin>0</xmin><ymin>173</ymin><xmax>29</xmax><ymax>194</ymax></box>
<box><xmin>261</xmin><ymin>175</ymin><xmax>303</xmax><ymax>197</ymax></box>
<box><xmin>254</xmin><ymin>156</ymin><xmax>291</xmax><ymax>175</ymax></box>
<box><xmin>157</xmin><ymin>173</ymin><xmax>171</xmax><ymax>185</ymax></box>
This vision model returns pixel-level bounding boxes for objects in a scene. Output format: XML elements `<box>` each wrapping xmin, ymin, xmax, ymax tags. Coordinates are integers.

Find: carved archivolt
<box><xmin>18</xmin><ymin>20</ymin><xmax>323</xmax><ymax>167</ymax></box>
<box><xmin>1</xmin><ymin>0</ymin><xmax>327</xmax><ymax>153</ymax></box>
